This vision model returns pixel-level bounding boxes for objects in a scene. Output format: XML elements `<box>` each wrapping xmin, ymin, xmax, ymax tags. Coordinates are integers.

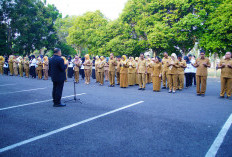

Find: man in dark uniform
<box><xmin>49</xmin><ymin>48</ymin><xmax>67</xmax><ymax>107</ymax></box>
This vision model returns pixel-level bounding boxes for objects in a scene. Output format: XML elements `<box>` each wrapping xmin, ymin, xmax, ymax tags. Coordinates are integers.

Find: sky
<box><xmin>46</xmin><ymin>0</ymin><xmax>128</xmax><ymax>20</ymax></box>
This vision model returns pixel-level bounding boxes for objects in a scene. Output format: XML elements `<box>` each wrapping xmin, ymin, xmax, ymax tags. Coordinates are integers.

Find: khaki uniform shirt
<box><xmin>177</xmin><ymin>60</ymin><xmax>187</xmax><ymax>75</ymax></box>
<box><xmin>24</xmin><ymin>61</ymin><xmax>30</xmax><ymax>69</ymax></box>
<box><xmin>219</xmin><ymin>58</ymin><xmax>232</xmax><ymax>78</ymax></box>
<box><xmin>137</xmin><ymin>59</ymin><xmax>147</xmax><ymax>74</ymax></box>
<box><xmin>84</xmin><ymin>59</ymin><xmax>92</xmax><ymax>70</ymax></box>
<box><xmin>98</xmin><ymin>61</ymin><xmax>105</xmax><ymax>73</ymax></box>
<box><xmin>147</xmin><ymin>61</ymin><xmax>153</xmax><ymax>74</ymax></box>
<box><xmin>120</xmin><ymin>60</ymin><xmax>129</xmax><ymax>74</ymax></box>
<box><xmin>151</xmin><ymin>62</ymin><xmax>162</xmax><ymax>77</ymax></box>
<box><xmin>116</xmin><ymin>61</ymin><xmax>121</xmax><ymax>72</ymax></box>
<box><xmin>195</xmin><ymin>57</ymin><xmax>211</xmax><ymax>76</ymax></box>
<box><xmin>73</xmin><ymin>60</ymin><xmax>81</xmax><ymax>72</ymax></box>
<box><xmin>43</xmin><ymin>61</ymin><xmax>49</xmax><ymax>70</ymax></box>
<box><xmin>109</xmin><ymin>58</ymin><xmax>117</xmax><ymax>72</ymax></box>
<box><xmin>128</xmin><ymin>61</ymin><xmax>136</xmax><ymax>73</ymax></box>
<box><xmin>95</xmin><ymin>60</ymin><xmax>100</xmax><ymax>72</ymax></box>
<box><xmin>162</xmin><ymin>56</ymin><xmax>171</xmax><ymax>71</ymax></box>
<box><xmin>167</xmin><ymin>60</ymin><xmax>179</xmax><ymax>75</ymax></box>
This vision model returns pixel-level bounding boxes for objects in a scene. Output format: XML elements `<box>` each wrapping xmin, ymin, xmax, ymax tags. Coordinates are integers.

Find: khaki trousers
<box><xmin>162</xmin><ymin>70</ymin><xmax>169</xmax><ymax>88</ymax></box>
<box><xmin>177</xmin><ymin>74</ymin><xmax>184</xmax><ymax>90</ymax></box>
<box><xmin>74</xmin><ymin>71</ymin><xmax>79</xmax><ymax>82</ymax></box>
<box><xmin>168</xmin><ymin>74</ymin><xmax>178</xmax><ymax>91</ymax></box>
<box><xmin>25</xmin><ymin>68</ymin><xmax>29</xmax><ymax>77</ymax></box>
<box><xmin>109</xmin><ymin>71</ymin><xmax>115</xmax><ymax>85</ymax></box>
<box><xmin>85</xmin><ymin>69</ymin><xmax>91</xmax><ymax>83</ymax></box>
<box><xmin>146</xmin><ymin>73</ymin><xmax>152</xmax><ymax>83</ymax></box>
<box><xmin>43</xmin><ymin>69</ymin><xmax>48</xmax><ymax>80</ymax></box>
<box><xmin>220</xmin><ymin>77</ymin><xmax>232</xmax><ymax>97</ymax></box>
<box><xmin>99</xmin><ymin>72</ymin><xmax>104</xmax><ymax>85</ymax></box>
<box><xmin>38</xmin><ymin>70</ymin><xmax>42</xmax><ymax>79</ymax></box>
<box><xmin>196</xmin><ymin>75</ymin><xmax>207</xmax><ymax>94</ymax></box>
<box><xmin>138</xmin><ymin>73</ymin><xmax>146</xmax><ymax>88</ymax></box>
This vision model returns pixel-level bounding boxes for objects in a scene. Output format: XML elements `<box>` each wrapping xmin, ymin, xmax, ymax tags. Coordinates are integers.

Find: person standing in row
<box><xmin>13</xmin><ymin>56</ymin><xmax>18</xmax><ymax>76</ymax></box>
<box><xmin>8</xmin><ymin>55</ymin><xmax>14</xmax><ymax>76</ymax></box>
<box><xmin>43</xmin><ymin>56</ymin><xmax>49</xmax><ymax>80</ymax></box>
<box><xmin>116</xmin><ymin>56</ymin><xmax>121</xmax><ymax>85</ymax></box>
<box><xmin>137</xmin><ymin>53</ymin><xmax>147</xmax><ymax>90</ymax></box>
<box><xmin>167</xmin><ymin>53</ymin><xmax>179</xmax><ymax>93</ymax></box>
<box><xmin>67</xmin><ymin>56</ymin><xmax>74</xmax><ymax>78</ymax></box>
<box><xmin>95</xmin><ymin>56</ymin><xmax>100</xmax><ymax>83</ymax></box>
<box><xmin>188</xmin><ymin>54</ymin><xmax>197</xmax><ymax>86</ymax></box>
<box><xmin>92</xmin><ymin>57</ymin><xmax>96</xmax><ymax>79</ymax></box>
<box><xmin>177</xmin><ymin>55</ymin><xmax>187</xmax><ymax>90</ymax></box>
<box><xmin>0</xmin><ymin>56</ymin><xmax>4</xmax><ymax>75</ymax></box>
<box><xmin>128</xmin><ymin>57</ymin><xmax>136</xmax><ymax>86</ymax></box>
<box><xmin>83</xmin><ymin>54</ymin><xmax>92</xmax><ymax>84</ymax></box>
<box><xmin>146</xmin><ymin>58</ymin><xmax>152</xmax><ymax>84</ymax></box>
<box><xmin>30</xmin><ymin>55</ymin><xmax>36</xmax><ymax>78</ymax></box>
<box><xmin>108</xmin><ymin>53</ymin><xmax>117</xmax><ymax>87</ymax></box>
<box><xmin>120</xmin><ymin>55</ymin><xmax>129</xmax><ymax>88</ymax></box>
<box><xmin>50</xmin><ymin>48</ymin><xmax>67</xmax><ymax>107</ymax></box>
<box><xmin>162</xmin><ymin>52</ymin><xmax>171</xmax><ymax>89</ymax></box>
<box><xmin>98</xmin><ymin>56</ymin><xmax>105</xmax><ymax>86</ymax></box>
<box><xmin>193</xmin><ymin>50</ymin><xmax>211</xmax><ymax>96</ymax></box>
<box><xmin>135</xmin><ymin>57</ymin><xmax>139</xmax><ymax>85</ymax></box>
<box><xmin>3</xmin><ymin>56</ymin><xmax>9</xmax><ymax>75</ymax></box>
<box><xmin>184</xmin><ymin>56</ymin><xmax>192</xmax><ymax>88</ymax></box>
<box><xmin>24</xmin><ymin>56</ymin><xmax>30</xmax><ymax>78</ymax></box>
<box><xmin>151</xmin><ymin>57</ymin><xmax>162</xmax><ymax>92</ymax></box>
<box><xmin>104</xmin><ymin>57</ymin><xmax>109</xmax><ymax>82</ymax></box>
<box><xmin>37</xmin><ymin>57</ymin><xmax>43</xmax><ymax>79</ymax></box>
<box><xmin>218</xmin><ymin>52</ymin><xmax>232</xmax><ymax>98</ymax></box>
<box><xmin>18</xmin><ymin>56</ymin><xmax>24</xmax><ymax>77</ymax></box>
<box><xmin>73</xmin><ymin>55</ymin><xmax>81</xmax><ymax>83</ymax></box>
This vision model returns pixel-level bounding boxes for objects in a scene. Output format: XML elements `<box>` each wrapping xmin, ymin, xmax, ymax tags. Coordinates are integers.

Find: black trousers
<box><xmin>68</xmin><ymin>67</ymin><xmax>73</xmax><ymax>78</ymax></box>
<box><xmin>189</xmin><ymin>72</ymin><xmax>196</xmax><ymax>86</ymax></box>
<box><xmin>92</xmin><ymin>69</ymin><xmax>96</xmax><ymax>79</ymax></box>
<box><xmin>80</xmin><ymin>69</ymin><xmax>85</xmax><ymax>79</ymax></box>
<box><xmin>52</xmin><ymin>81</ymin><xmax>64</xmax><ymax>105</ymax></box>
<box><xmin>185</xmin><ymin>73</ymin><xmax>192</xmax><ymax>87</ymax></box>
<box><xmin>4</xmin><ymin>68</ymin><xmax>9</xmax><ymax>75</ymax></box>
<box><xmin>30</xmin><ymin>66</ymin><xmax>36</xmax><ymax>78</ymax></box>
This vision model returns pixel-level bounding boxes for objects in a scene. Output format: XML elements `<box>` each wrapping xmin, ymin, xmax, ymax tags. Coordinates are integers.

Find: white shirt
<box><xmin>190</xmin><ymin>59</ymin><xmax>196</xmax><ymax>73</ymax></box>
<box><xmin>68</xmin><ymin>59</ymin><xmax>74</xmax><ymax>68</ymax></box>
<box><xmin>30</xmin><ymin>58</ymin><xmax>37</xmax><ymax>67</ymax></box>
<box><xmin>184</xmin><ymin>63</ymin><xmax>192</xmax><ymax>73</ymax></box>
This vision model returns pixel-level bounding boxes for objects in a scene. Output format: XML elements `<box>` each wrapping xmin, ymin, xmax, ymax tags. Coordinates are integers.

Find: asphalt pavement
<box><xmin>0</xmin><ymin>74</ymin><xmax>231</xmax><ymax>157</ymax></box>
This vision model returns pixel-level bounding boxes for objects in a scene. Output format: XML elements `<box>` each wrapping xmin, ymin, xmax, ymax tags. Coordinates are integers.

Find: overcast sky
<box><xmin>46</xmin><ymin>0</ymin><xmax>128</xmax><ymax>20</ymax></box>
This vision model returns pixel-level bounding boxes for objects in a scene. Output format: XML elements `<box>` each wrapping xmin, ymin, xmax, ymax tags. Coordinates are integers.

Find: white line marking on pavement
<box><xmin>0</xmin><ymin>101</ymin><xmax>144</xmax><ymax>153</ymax></box>
<box><xmin>0</xmin><ymin>83</ymin><xmax>16</xmax><ymax>87</ymax></box>
<box><xmin>0</xmin><ymin>93</ymin><xmax>86</xmax><ymax>111</ymax></box>
<box><xmin>205</xmin><ymin>113</ymin><xmax>232</xmax><ymax>157</ymax></box>
<box><xmin>0</xmin><ymin>87</ymin><xmax>47</xmax><ymax>95</ymax></box>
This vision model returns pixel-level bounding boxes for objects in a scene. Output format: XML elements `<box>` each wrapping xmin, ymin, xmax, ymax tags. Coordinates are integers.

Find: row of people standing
<box><xmin>0</xmin><ymin>55</ymin><xmax>49</xmax><ymax>80</ymax></box>
<box><xmin>1</xmin><ymin>51</ymin><xmax>231</xmax><ymax>98</ymax></box>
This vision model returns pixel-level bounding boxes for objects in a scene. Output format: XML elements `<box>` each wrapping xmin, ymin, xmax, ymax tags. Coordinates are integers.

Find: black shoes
<box><xmin>197</xmin><ymin>94</ymin><xmax>201</xmax><ymax>96</ymax></box>
<box><xmin>162</xmin><ymin>87</ymin><xmax>166</xmax><ymax>89</ymax></box>
<box><xmin>219</xmin><ymin>96</ymin><xmax>225</xmax><ymax>98</ymax></box>
<box><xmin>53</xmin><ymin>103</ymin><xmax>66</xmax><ymax>107</ymax></box>
<box><xmin>138</xmin><ymin>88</ymin><xmax>142</xmax><ymax>90</ymax></box>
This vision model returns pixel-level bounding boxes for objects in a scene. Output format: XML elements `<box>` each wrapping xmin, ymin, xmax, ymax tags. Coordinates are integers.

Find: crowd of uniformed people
<box><xmin>0</xmin><ymin>50</ymin><xmax>231</xmax><ymax>99</ymax></box>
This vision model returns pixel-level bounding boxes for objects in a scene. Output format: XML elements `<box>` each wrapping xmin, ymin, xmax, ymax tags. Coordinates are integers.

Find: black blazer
<box><xmin>49</xmin><ymin>55</ymin><xmax>67</xmax><ymax>82</ymax></box>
